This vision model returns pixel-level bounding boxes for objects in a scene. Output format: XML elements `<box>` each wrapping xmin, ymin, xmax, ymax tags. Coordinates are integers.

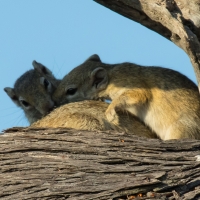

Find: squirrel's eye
<box><xmin>66</xmin><ymin>88</ymin><xmax>77</xmax><ymax>95</ymax></box>
<box><xmin>20</xmin><ymin>100</ymin><xmax>30</xmax><ymax>107</ymax></box>
<box><xmin>43</xmin><ymin>79</ymin><xmax>49</xmax><ymax>89</ymax></box>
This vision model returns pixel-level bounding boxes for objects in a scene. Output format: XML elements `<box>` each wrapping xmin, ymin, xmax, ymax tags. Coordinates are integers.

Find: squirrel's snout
<box><xmin>41</xmin><ymin>101</ymin><xmax>55</xmax><ymax>115</ymax></box>
<box><xmin>47</xmin><ymin>105</ymin><xmax>54</xmax><ymax>113</ymax></box>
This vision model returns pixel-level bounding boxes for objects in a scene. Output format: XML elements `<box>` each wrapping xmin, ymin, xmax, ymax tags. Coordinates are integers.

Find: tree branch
<box><xmin>1</xmin><ymin>127</ymin><xmax>200</xmax><ymax>199</ymax></box>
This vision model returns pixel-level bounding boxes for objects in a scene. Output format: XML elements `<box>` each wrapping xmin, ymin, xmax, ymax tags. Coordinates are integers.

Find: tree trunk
<box><xmin>93</xmin><ymin>0</ymin><xmax>200</xmax><ymax>92</ymax></box>
<box><xmin>1</xmin><ymin>127</ymin><xmax>200</xmax><ymax>199</ymax></box>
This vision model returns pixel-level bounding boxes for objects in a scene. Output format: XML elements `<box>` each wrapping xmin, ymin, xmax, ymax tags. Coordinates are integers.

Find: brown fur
<box><xmin>53</xmin><ymin>54</ymin><xmax>200</xmax><ymax>140</ymax></box>
<box><xmin>31</xmin><ymin>100</ymin><xmax>157</xmax><ymax>138</ymax></box>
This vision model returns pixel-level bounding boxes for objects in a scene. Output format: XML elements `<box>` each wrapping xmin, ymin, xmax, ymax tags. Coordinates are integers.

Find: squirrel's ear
<box><xmin>85</xmin><ymin>54</ymin><xmax>101</xmax><ymax>63</ymax></box>
<box><xmin>4</xmin><ymin>87</ymin><xmax>20</xmax><ymax>105</ymax></box>
<box><xmin>91</xmin><ymin>67</ymin><xmax>108</xmax><ymax>90</ymax></box>
<box><xmin>32</xmin><ymin>60</ymin><xmax>53</xmax><ymax>76</ymax></box>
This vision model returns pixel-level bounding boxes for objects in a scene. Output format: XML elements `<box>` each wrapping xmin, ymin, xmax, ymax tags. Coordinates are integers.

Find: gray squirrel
<box><xmin>4</xmin><ymin>61</ymin><xmax>60</xmax><ymax>124</ymax></box>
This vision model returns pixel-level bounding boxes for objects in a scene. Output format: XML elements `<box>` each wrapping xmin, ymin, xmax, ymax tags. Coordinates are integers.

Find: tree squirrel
<box><xmin>4</xmin><ymin>61</ymin><xmax>60</xmax><ymax>124</ymax></box>
<box><xmin>31</xmin><ymin>100</ymin><xmax>157</xmax><ymax>138</ymax></box>
<box><xmin>53</xmin><ymin>54</ymin><xmax>200</xmax><ymax>140</ymax></box>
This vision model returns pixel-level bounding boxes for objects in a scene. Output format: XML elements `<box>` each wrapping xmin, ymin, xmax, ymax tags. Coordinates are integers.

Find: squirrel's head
<box><xmin>53</xmin><ymin>54</ymin><xmax>109</xmax><ymax>105</ymax></box>
<box><xmin>4</xmin><ymin>61</ymin><xmax>59</xmax><ymax>124</ymax></box>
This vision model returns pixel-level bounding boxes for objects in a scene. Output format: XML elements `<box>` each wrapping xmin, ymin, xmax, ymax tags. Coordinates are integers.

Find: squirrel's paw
<box><xmin>105</xmin><ymin>107</ymin><xmax>119</xmax><ymax>124</ymax></box>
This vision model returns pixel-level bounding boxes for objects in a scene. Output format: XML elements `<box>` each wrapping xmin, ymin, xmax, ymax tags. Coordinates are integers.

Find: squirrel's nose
<box><xmin>53</xmin><ymin>100</ymin><xmax>59</xmax><ymax>107</ymax></box>
<box><xmin>47</xmin><ymin>105</ymin><xmax>54</xmax><ymax>113</ymax></box>
<box><xmin>42</xmin><ymin>101</ymin><xmax>55</xmax><ymax>115</ymax></box>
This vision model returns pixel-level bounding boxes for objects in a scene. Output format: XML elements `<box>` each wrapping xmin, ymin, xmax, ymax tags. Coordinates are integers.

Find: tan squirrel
<box><xmin>4</xmin><ymin>61</ymin><xmax>60</xmax><ymax>124</ymax></box>
<box><xmin>53</xmin><ymin>54</ymin><xmax>200</xmax><ymax>140</ymax></box>
<box><xmin>31</xmin><ymin>100</ymin><xmax>157</xmax><ymax>138</ymax></box>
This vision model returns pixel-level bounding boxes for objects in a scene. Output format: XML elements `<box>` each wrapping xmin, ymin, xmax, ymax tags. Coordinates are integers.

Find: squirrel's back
<box><xmin>31</xmin><ymin>100</ymin><xmax>157</xmax><ymax>139</ymax></box>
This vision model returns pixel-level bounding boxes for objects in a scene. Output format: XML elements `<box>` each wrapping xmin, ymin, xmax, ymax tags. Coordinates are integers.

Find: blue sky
<box><xmin>0</xmin><ymin>1</ymin><xmax>195</xmax><ymax>131</ymax></box>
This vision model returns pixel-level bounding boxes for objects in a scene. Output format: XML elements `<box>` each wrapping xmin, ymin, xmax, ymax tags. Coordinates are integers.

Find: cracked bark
<box><xmin>0</xmin><ymin>127</ymin><xmax>200</xmax><ymax>200</ymax></box>
<box><xmin>93</xmin><ymin>0</ymin><xmax>200</xmax><ymax>92</ymax></box>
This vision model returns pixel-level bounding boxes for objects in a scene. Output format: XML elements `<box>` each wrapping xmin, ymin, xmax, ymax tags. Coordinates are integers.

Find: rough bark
<box><xmin>1</xmin><ymin>127</ymin><xmax>200</xmax><ymax>200</ymax></box>
<box><xmin>93</xmin><ymin>0</ymin><xmax>200</xmax><ymax>92</ymax></box>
